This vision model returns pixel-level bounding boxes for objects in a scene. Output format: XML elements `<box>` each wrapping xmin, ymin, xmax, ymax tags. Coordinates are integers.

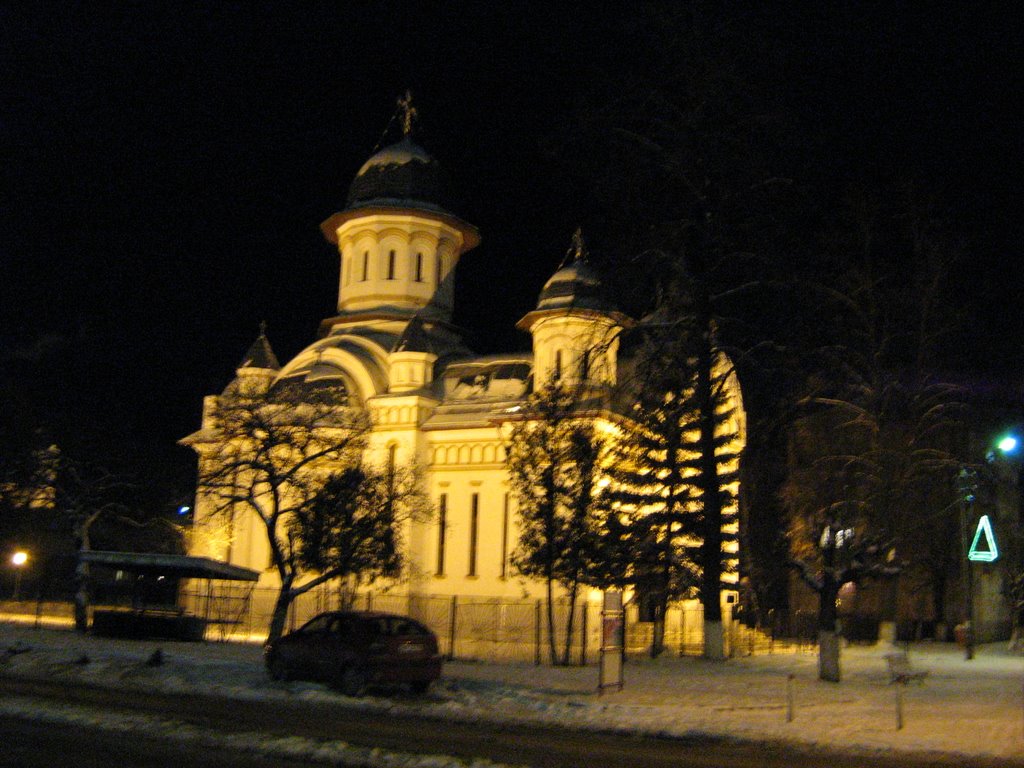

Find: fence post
<box><xmin>535</xmin><ymin>599</ymin><xmax>542</xmax><ymax>666</ymax></box>
<box><xmin>447</xmin><ymin>595</ymin><xmax>457</xmax><ymax>661</ymax></box>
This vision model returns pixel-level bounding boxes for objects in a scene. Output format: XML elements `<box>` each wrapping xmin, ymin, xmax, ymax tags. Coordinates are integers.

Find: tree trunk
<box><xmin>267</xmin><ymin>576</ymin><xmax>294</xmax><ymax>645</ymax></box>
<box><xmin>818</xmin><ymin>629</ymin><xmax>842</xmax><ymax>682</ymax></box>
<box><xmin>695</xmin><ymin>297</ymin><xmax>725</xmax><ymax>660</ymax></box>
<box><xmin>73</xmin><ymin>532</ymin><xmax>91</xmax><ymax>633</ymax></box>
<box><xmin>818</xmin><ymin>558</ymin><xmax>841</xmax><ymax>681</ymax></box>
<box><xmin>545</xmin><ymin>578</ymin><xmax>558</xmax><ymax>665</ymax></box>
<box><xmin>561</xmin><ymin>585</ymin><xmax>579</xmax><ymax>666</ymax></box>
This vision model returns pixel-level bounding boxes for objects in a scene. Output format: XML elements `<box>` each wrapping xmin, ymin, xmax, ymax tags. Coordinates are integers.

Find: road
<box><xmin>0</xmin><ymin>675</ymin><xmax>1015</xmax><ymax>768</ymax></box>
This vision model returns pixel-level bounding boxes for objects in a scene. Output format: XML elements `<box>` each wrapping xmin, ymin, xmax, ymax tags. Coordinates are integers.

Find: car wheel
<box><xmin>338</xmin><ymin>665</ymin><xmax>368</xmax><ymax>697</ymax></box>
<box><xmin>266</xmin><ymin>652</ymin><xmax>290</xmax><ymax>682</ymax></box>
<box><xmin>409</xmin><ymin>680</ymin><xmax>431</xmax><ymax>695</ymax></box>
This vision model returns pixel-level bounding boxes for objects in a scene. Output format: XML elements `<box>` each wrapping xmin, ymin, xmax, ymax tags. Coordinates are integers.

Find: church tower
<box><xmin>517</xmin><ymin>230</ymin><xmax>632</xmax><ymax>391</ymax></box>
<box><xmin>319</xmin><ymin>93</ymin><xmax>480</xmax><ymax>327</ymax></box>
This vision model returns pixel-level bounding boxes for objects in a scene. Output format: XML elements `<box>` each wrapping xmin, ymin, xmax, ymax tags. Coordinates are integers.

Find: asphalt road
<box><xmin>1</xmin><ymin>675</ymin><xmax>1016</xmax><ymax>768</ymax></box>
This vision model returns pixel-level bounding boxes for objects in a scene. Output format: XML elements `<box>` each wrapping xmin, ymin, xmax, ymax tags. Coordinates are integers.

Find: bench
<box><xmin>884</xmin><ymin>652</ymin><xmax>928</xmax><ymax>684</ymax></box>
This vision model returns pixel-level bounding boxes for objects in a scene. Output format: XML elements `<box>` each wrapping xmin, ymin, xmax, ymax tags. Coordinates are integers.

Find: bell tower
<box><xmin>320</xmin><ymin>93</ymin><xmax>479</xmax><ymax>324</ymax></box>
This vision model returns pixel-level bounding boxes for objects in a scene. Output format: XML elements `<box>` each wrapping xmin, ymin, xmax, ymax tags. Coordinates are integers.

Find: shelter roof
<box><xmin>81</xmin><ymin>551</ymin><xmax>261</xmax><ymax>581</ymax></box>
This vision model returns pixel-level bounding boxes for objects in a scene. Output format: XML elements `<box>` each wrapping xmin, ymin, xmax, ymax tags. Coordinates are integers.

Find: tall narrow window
<box><xmin>580</xmin><ymin>349</ymin><xmax>590</xmax><ymax>380</ymax></box>
<box><xmin>436</xmin><ymin>494</ymin><xmax>447</xmax><ymax>576</ymax></box>
<box><xmin>362</xmin><ymin>250</ymin><xmax>369</xmax><ymax>281</ymax></box>
<box><xmin>414</xmin><ymin>252</ymin><xmax>423</xmax><ymax>282</ymax></box>
<box><xmin>554</xmin><ymin>350</ymin><xmax>563</xmax><ymax>381</ymax></box>
<box><xmin>436</xmin><ymin>254</ymin><xmax>443</xmax><ymax>285</ymax></box>
<box><xmin>468</xmin><ymin>493</ymin><xmax>479</xmax><ymax>577</ymax></box>
<box><xmin>500</xmin><ymin>493</ymin><xmax>510</xmax><ymax>579</ymax></box>
<box><xmin>387</xmin><ymin>249</ymin><xmax>396</xmax><ymax>279</ymax></box>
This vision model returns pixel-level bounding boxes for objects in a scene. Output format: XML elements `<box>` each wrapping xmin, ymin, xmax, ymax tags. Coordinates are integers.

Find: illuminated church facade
<box><xmin>183</xmin><ymin>105</ymin><xmax>745</xmax><ymax>614</ymax></box>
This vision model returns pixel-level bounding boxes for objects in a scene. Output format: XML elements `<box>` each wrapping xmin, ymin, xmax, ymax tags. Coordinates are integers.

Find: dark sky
<box><xmin>1</xmin><ymin>4</ymin><xmax>1020</xmax><ymax>471</ymax></box>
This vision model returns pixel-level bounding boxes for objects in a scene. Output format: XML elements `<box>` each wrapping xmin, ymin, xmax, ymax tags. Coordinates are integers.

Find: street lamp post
<box><xmin>11</xmin><ymin>551</ymin><xmax>28</xmax><ymax>602</ymax></box>
<box><xmin>957</xmin><ymin>468</ymin><xmax>977</xmax><ymax>660</ymax></box>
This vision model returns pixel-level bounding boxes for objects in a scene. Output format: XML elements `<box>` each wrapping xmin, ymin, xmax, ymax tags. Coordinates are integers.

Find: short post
<box><xmin>447</xmin><ymin>595</ymin><xmax>457</xmax><ymax>662</ymax></box>
<box><xmin>786</xmin><ymin>673</ymin><xmax>795</xmax><ymax>722</ymax></box>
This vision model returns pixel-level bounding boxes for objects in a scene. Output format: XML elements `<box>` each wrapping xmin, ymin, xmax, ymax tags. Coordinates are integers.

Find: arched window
<box><xmin>362</xmin><ymin>250</ymin><xmax>369</xmax><ymax>281</ymax></box>
<box><xmin>414</xmin><ymin>252</ymin><xmax>423</xmax><ymax>282</ymax></box>
<box><xmin>554</xmin><ymin>350</ymin><xmax>563</xmax><ymax>381</ymax></box>
<box><xmin>387</xmin><ymin>249</ymin><xmax>396</xmax><ymax>280</ymax></box>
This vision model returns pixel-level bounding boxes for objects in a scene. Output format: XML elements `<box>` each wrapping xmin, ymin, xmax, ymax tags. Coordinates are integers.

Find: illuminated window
<box><xmin>387</xmin><ymin>249</ymin><xmax>396</xmax><ymax>280</ymax></box>
<box><xmin>468</xmin><ymin>493</ymin><xmax>479</xmax><ymax>577</ymax></box>
<box><xmin>436</xmin><ymin>494</ymin><xmax>447</xmax><ymax>576</ymax></box>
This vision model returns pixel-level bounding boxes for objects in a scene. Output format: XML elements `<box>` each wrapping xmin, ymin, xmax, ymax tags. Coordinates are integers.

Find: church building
<box><xmin>182</xmin><ymin>101</ymin><xmax>745</xmax><ymax>622</ymax></box>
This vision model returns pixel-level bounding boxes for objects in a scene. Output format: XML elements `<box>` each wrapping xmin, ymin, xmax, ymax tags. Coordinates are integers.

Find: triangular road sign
<box><xmin>969</xmin><ymin>515</ymin><xmax>999</xmax><ymax>562</ymax></box>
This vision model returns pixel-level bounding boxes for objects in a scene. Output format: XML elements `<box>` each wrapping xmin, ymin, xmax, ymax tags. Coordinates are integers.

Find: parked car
<box><xmin>264</xmin><ymin>610</ymin><xmax>443</xmax><ymax>696</ymax></box>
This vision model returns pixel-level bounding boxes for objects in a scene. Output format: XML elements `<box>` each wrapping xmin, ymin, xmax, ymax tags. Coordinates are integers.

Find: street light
<box><xmin>11</xmin><ymin>551</ymin><xmax>28</xmax><ymax>601</ymax></box>
<box><xmin>957</xmin><ymin>468</ymin><xmax>978</xmax><ymax>660</ymax></box>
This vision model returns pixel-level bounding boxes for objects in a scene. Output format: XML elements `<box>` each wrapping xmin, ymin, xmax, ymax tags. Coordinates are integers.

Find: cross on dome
<box><xmin>397</xmin><ymin>90</ymin><xmax>418</xmax><ymax>137</ymax></box>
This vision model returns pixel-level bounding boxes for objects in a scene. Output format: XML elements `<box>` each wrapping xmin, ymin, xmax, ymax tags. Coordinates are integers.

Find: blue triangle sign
<box><xmin>969</xmin><ymin>515</ymin><xmax>998</xmax><ymax>562</ymax></box>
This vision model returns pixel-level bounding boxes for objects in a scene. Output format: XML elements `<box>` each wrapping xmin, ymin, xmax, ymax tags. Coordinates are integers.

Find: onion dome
<box><xmin>535</xmin><ymin>229</ymin><xmax>617</xmax><ymax>313</ymax></box>
<box><xmin>344</xmin><ymin>135</ymin><xmax>452</xmax><ymax>215</ymax></box>
<box><xmin>320</xmin><ymin>93</ymin><xmax>478</xmax><ymax>248</ymax></box>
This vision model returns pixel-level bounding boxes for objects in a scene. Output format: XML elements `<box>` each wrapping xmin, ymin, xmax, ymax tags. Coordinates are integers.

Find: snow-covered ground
<box><xmin>3</xmin><ymin>616</ymin><xmax>1024</xmax><ymax>766</ymax></box>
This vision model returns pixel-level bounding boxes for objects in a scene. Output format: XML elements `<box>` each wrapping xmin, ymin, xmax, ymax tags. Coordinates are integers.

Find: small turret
<box><xmin>517</xmin><ymin>230</ymin><xmax>632</xmax><ymax>390</ymax></box>
<box><xmin>233</xmin><ymin>323</ymin><xmax>280</xmax><ymax>394</ymax></box>
<box><xmin>388</xmin><ymin>316</ymin><xmax>438</xmax><ymax>393</ymax></box>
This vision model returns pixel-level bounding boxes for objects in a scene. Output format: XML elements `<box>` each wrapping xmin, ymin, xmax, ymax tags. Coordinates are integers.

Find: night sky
<box><xmin>2</xmin><ymin>4</ymin><xmax>1020</xmax><ymax>482</ymax></box>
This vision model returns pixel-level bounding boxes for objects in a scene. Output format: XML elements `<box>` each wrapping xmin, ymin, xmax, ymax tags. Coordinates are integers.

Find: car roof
<box><xmin>310</xmin><ymin>610</ymin><xmax>420</xmax><ymax>621</ymax></box>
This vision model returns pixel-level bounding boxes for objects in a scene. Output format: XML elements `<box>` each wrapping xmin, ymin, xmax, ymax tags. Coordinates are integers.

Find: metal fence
<box><xmin>178</xmin><ymin>583</ymin><xmax>804</xmax><ymax>662</ymax></box>
<box><xmin>1</xmin><ymin>588</ymin><xmax>807</xmax><ymax>663</ymax></box>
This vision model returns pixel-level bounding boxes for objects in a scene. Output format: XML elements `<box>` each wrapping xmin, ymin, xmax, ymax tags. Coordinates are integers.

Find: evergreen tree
<box><xmin>611</xmin><ymin>314</ymin><xmax>741</xmax><ymax>656</ymax></box>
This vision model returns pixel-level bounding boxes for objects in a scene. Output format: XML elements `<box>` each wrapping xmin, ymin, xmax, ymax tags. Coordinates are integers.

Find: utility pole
<box><xmin>958</xmin><ymin>468</ymin><xmax>978</xmax><ymax>660</ymax></box>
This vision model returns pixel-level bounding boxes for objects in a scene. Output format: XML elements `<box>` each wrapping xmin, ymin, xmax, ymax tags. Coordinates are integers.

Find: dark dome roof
<box><xmin>345</xmin><ymin>136</ymin><xmax>452</xmax><ymax>214</ymax></box>
<box><xmin>536</xmin><ymin>258</ymin><xmax>616</xmax><ymax>312</ymax></box>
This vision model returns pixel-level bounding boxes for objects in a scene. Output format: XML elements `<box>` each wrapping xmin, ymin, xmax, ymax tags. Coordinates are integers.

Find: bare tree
<box><xmin>783</xmin><ymin>190</ymin><xmax>967</xmax><ymax>679</ymax></box>
<box><xmin>504</xmin><ymin>384</ymin><xmax>609</xmax><ymax>666</ymax></box>
<box><xmin>190</xmin><ymin>380</ymin><xmax>369</xmax><ymax>644</ymax></box>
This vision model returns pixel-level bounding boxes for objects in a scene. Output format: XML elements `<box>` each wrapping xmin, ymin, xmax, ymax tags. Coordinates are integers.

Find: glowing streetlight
<box><xmin>11</xmin><ymin>551</ymin><xmax>28</xmax><ymax>601</ymax></box>
<box><xmin>998</xmin><ymin>435</ymin><xmax>1019</xmax><ymax>455</ymax></box>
